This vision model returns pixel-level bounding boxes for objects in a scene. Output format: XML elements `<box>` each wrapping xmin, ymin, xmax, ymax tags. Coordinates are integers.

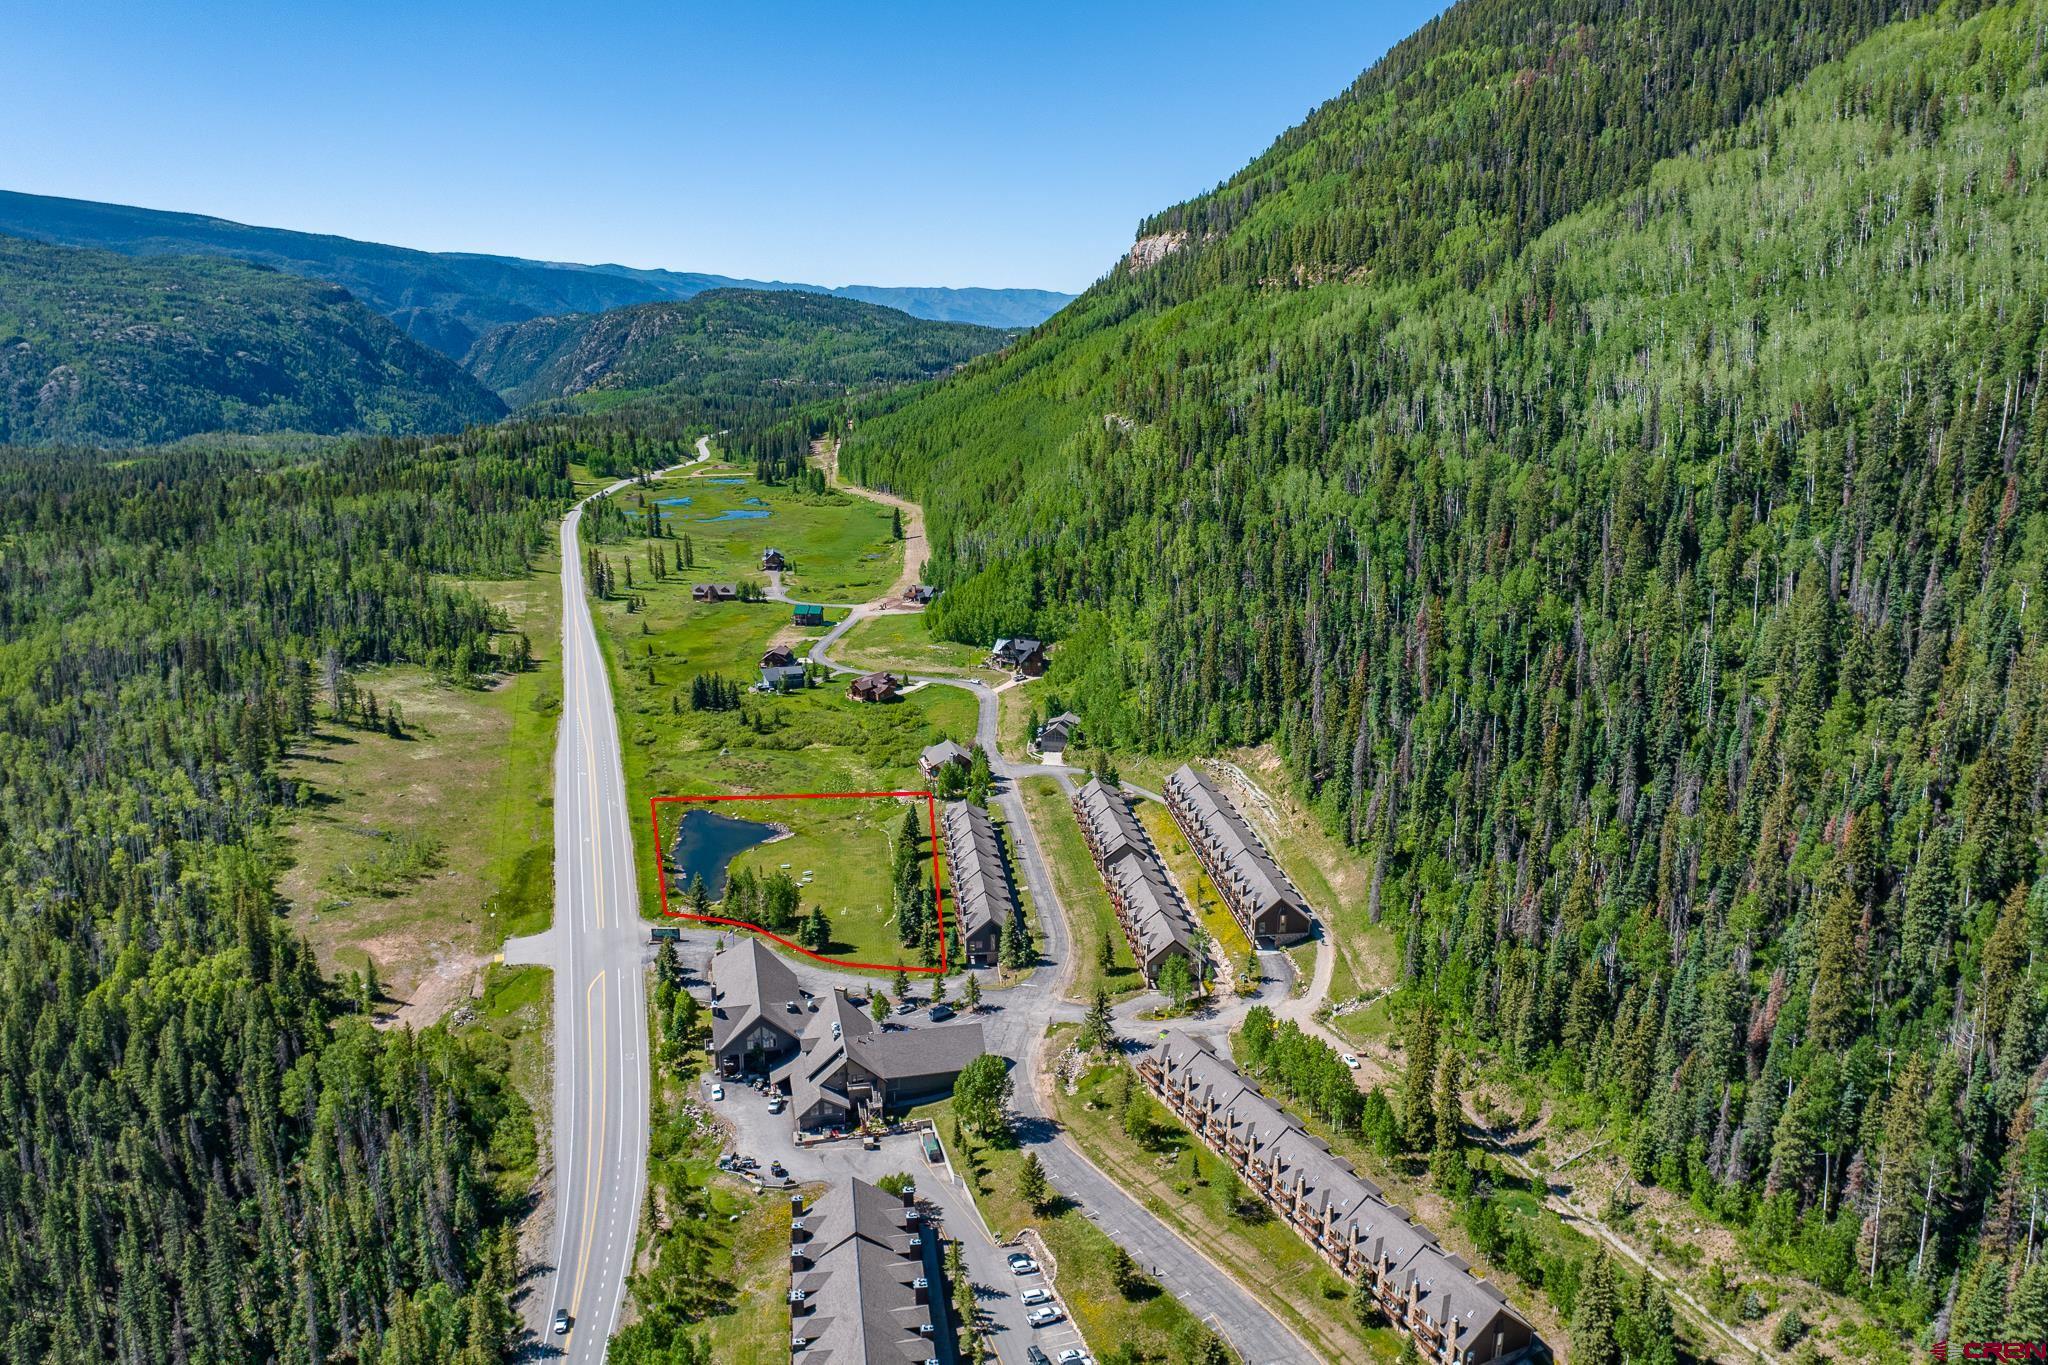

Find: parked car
<box><xmin>928</xmin><ymin>1003</ymin><xmax>954</xmax><ymax>1021</ymax></box>
<box><xmin>862</xmin><ymin>1133</ymin><xmax>879</xmax><ymax>1150</ymax></box>
<box><xmin>1028</xmin><ymin>1306</ymin><xmax>1065</xmax><ymax>1327</ymax></box>
<box><xmin>737</xmin><ymin>1156</ymin><xmax>759</xmax><ymax>1171</ymax></box>
<box><xmin>1007</xmin><ymin>1253</ymin><xmax>1039</xmax><ymax>1275</ymax></box>
<box><xmin>769</xmin><ymin>1160</ymin><xmax>787</xmax><ymax>1179</ymax></box>
<box><xmin>551</xmin><ymin>1309</ymin><xmax>569</xmax><ymax>1335</ymax></box>
<box><xmin>1021</xmin><ymin>1286</ymin><xmax>1053</xmax><ymax>1306</ymax></box>
<box><xmin>1025</xmin><ymin>1348</ymin><xmax>1052</xmax><ymax>1365</ymax></box>
<box><xmin>895</xmin><ymin>999</ymin><xmax>917</xmax><ymax>1015</ymax></box>
<box><xmin>709</xmin><ymin>1084</ymin><xmax>725</xmax><ymax>1101</ymax></box>
<box><xmin>768</xmin><ymin>1096</ymin><xmax>786</xmax><ymax>1114</ymax></box>
<box><xmin>1057</xmin><ymin>1351</ymin><xmax>1090</xmax><ymax>1365</ymax></box>
<box><xmin>1341</xmin><ymin>1054</ymin><xmax>1361</xmax><ymax>1070</ymax></box>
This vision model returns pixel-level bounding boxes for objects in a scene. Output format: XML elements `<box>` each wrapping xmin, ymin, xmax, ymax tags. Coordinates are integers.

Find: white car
<box><xmin>1007</xmin><ymin>1253</ymin><xmax>1038</xmax><ymax>1276</ymax></box>
<box><xmin>1058</xmin><ymin>1352</ymin><xmax>1090</xmax><ymax>1365</ymax></box>
<box><xmin>1021</xmin><ymin>1286</ymin><xmax>1054</xmax><ymax>1306</ymax></box>
<box><xmin>1027</xmin><ymin>1306</ymin><xmax>1064</xmax><ymax>1328</ymax></box>
<box><xmin>1341</xmin><ymin>1054</ymin><xmax>1360</xmax><ymax>1070</ymax></box>
<box><xmin>709</xmin><ymin>1084</ymin><xmax>725</xmax><ymax>1101</ymax></box>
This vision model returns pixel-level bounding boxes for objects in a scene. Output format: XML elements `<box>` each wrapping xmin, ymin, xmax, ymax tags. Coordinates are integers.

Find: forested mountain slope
<box><xmin>0</xmin><ymin>189</ymin><xmax>1073</xmax><ymax>354</ymax></box>
<box><xmin>0</xmin><ymin>235</ymin><xmax>506</xmax><ymax>445</ymax></box>
<box><xmin>0</xmin><ymin>432</ymin><xmax>573</xmax><ymax>1361</ymax></box>
<box><xmin>846</xmin><ymin>0</ymin><xmax>2048</xmax><ymax>1337</ymax></box>
<box><xmin>464</xmin><ymin>288</ymin><xmax>1009</xmax><ymax>412</ymax></box>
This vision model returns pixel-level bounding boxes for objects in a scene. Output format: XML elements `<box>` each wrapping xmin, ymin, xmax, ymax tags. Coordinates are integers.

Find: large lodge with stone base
<box><xmin>1139</xmin><ymin>1034</ymin><xmax>1535</xmax><ymax>1365</ymax></box>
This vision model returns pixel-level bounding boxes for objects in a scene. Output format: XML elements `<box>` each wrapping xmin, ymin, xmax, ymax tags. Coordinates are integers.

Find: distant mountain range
<box><xmin>0</xmin><ymin>189</ymin><xmax>1073</xmax><ymax>356</ymax></box>
<box><xmin>464</xmin><ymin>289</ymin><xmax>1008</xmax><ymax>410</ymax></box>
<box><xmin>0</xmin><ymin>234</ymin><xmax>506</xmax><ymax>446</ymax></box>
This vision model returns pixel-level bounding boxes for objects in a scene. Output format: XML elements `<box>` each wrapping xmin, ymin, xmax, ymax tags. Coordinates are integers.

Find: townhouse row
<box><xmin>1138</xmin><ymin>1034</ymin><xmax>1535</xmax><ymax>1365</ymax></box>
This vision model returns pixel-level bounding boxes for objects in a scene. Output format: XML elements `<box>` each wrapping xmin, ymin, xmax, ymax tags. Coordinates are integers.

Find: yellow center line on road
<box><xmin>564</xmin><ymin>501</ymin><xmax>616</xmax><ymax>1343</ymax></box>
<box><xmin>567</xmin><ymin>971</ymin><xmax>608</xmax><ymax>1332</ymax></box>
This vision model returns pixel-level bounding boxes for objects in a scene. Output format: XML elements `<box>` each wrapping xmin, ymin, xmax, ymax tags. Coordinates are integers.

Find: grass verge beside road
<box><xmin>1017</xmin><ymin>776</ymin><xmax>1144</xmax><ymax>1002</ymax></box>
<box><xmin>835</xmin><ymin>610</ymin><xmax>1002</xmax><ymax>679</ymax></box>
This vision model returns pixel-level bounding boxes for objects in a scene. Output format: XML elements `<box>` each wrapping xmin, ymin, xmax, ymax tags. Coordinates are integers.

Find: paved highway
<box><xmin>506</xmin><ymin>455</ymin><xmax>705</xmax><ymax>1360</ymax></box>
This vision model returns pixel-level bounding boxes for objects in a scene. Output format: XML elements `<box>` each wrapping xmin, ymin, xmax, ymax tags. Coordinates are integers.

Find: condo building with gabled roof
<box><xmin>772</xmin><ymin>988</ymin><xmax>987</xmax><ymax>1132</ymax></box>
<box><xmin>1163</xmin><ymin>764</ymin><xmax>1312</xmax><ymax>943</ymax></box>
<box><xmin>1138</xmin><ymin>1033</ymin><xmax>1535</xmax><ymax>1365</ymax></box>
<box><xmin>788</xmin><ymin>1177</ymin><xmax>958</xmax><ymax>1363</ymax></box>
<box><xmin>938</xmin><ymin>799</ymin><xmax>1014</xmax><ymax>967</ymax></box>
<box><xmin>1072</xmin><ymin>777</ymin><xmax>1198</xmax><ymax>984</ymax></box>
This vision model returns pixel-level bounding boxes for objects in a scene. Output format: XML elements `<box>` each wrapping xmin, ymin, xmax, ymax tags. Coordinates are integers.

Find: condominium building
<box><xmin>940</xmin><ymin>800</ymin><xmax>1015</xmax><ymax>967</ymax></box>
<box><xmin>789</xmin><ymin>1177</ymin><xmax>958</xmax><ymax>1363</ymax></box>
<box><xmin>1162</xmin><ymin>765</ymin><xmax>1312</xmax><ymax>943</ymax></box>
<box><xmin>1138</xmin><ymin>1034</ymin><xmax>1534</xmax><ymax>1365</ymax></box>
<box><xmin>1071</xmin><ymin>778</ymin><xmax>1197</xmax><ymax>983</ymax></box>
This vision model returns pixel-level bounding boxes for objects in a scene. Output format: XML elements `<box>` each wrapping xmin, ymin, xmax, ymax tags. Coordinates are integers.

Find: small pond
<box><xmin>699</xmin><ymin>509</ymin><xmax>772</xmax><ymax>522</ymax></box>
<box><xmin>668</xmin><ymin>807</ymin><xmax>778</xmax><ymax>899</ymax></box>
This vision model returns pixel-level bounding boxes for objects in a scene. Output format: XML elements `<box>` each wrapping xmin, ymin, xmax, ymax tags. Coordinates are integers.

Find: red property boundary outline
<box><xmin>650</xmin><ymin>790</ymin><xmax>948</xmax><ymax>973</ymax></box>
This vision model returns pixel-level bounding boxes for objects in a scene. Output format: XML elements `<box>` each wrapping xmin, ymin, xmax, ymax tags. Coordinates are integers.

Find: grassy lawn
<box><xmin>1136</xmin><ymin>799</ymin><xmax>1253</xmax><ymax>965</ymax></box>
<box><xmin>1053</xmin><ymin>1059</ymin><xmax>1395</xmax><ymax>1364</ymax></box>
<box><xmin>624</xmin><ymin>465</ymin><xmax>903</xmax><ymax>601</ymax></box>
<box><xmin>833</xmin><ymin>609</ymin><xmax>1003</xmax><ymax>679</ymax></box>
<box><xmin>1016</xmin><ymin>776</ymin><xmax>1145</xmax><ymax>1002</ymax></box>
<box><xmin>671</xmin><ymin>794</ymin><xmax>915</xmax><ymax>967</ymax></box>
<box><xmin>697</xmin><ymin>1169</ymin><xmax>810</xmax><ymax>1364</ymax></box>
<box><xmin>587</xmin><ymin>474</ymin><xmax>977</xmax><ymax>981</ymax></box>
<box><xmin>275</xmin><ymin>557</ymin><xmax>562</xmax><ymax>1016</ymax></box>
<box><xmin>997</xmin><ymin>682</ymin><xmax>1043</xmax><ymax>763</ymax></box>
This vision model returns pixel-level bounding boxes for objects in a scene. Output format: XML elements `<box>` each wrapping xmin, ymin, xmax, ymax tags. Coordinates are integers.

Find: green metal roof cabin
<box><xmin>791</xmin><ymin>603</ymin><xmax>826</xmax><ymax>627</ymax></box>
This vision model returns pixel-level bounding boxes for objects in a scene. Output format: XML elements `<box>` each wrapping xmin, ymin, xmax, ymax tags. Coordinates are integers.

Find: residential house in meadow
<box><xmin>791</xmin><ymin>602</ymin><xmax>827</xmax><ymax>628</ymax></box>
<box><xmin>988</xmin><ymin>637</ymin><xmax>1048</xmax><ymax>676</ymax></box>
<box><xmin>761</xmin><ymin>645</ymin><xmax>807</xmax><ymax>690</ymax></box>
<box><xmin>918</xmin><ymin>739</ymin><xmax>972</xmax><ymax>782</ymax></box>
<box><xmin>691</xmin><ymin>582</ymin><xmax>739</xmax><ymax>603</ymax></box>
<box><xmin>847</xmin><ymin>671</ymin><xmax>901</xmax><ymax>703</ymax></box>
<box><xmin>1034</xmin><ymin>711</ymin><xmax>1080</xmax><ymax>757</ymax></box>
<box><xmin>1163</xmin><ymin>764</ymin><xmax>1312</xmax><ymax>943</ymax></box>
<box><xmin>939</xmin><ymin>799</ymin><xmax>1015</xmax><ymax>968</ymax></box>
<box><xmin>1139</xmin><ymin>1034</ymin><xmax>1535</xmax><ymax>1365</ymax></box>
<box><xmin>788</xmin><ymin>1178</ymin><xmax>959</xmax><ymax>1364</ymax></box>
<box><xmin>761</xmin><ymin>547</ymin><xmax>787</xmax><ymax>571</ymax></box>
<box><xmin>709</xmin><ymin>938</ymin><xmax>812</xmax><ymax>1078</ymax></box>
<box><xmin>773</xmin><ymin>989</ymin><xmax>985</xmax><ymax>1132</ymax></box>
<box><xmin>908</xmin><ymin>584</ymin><xmax>940</xmax><ymax>605</ymax></box>
<box><xmin>1072</xmin><ymin>778</ymin><xmax>1197</xmax><ymax>983</ymax></box>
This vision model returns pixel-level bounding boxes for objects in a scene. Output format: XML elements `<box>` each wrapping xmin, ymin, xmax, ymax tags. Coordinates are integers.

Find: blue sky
<box><xmin>1</xmin><ymin>2</ymin><xmax>1441</xmax><ymax>292</ymax></box>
